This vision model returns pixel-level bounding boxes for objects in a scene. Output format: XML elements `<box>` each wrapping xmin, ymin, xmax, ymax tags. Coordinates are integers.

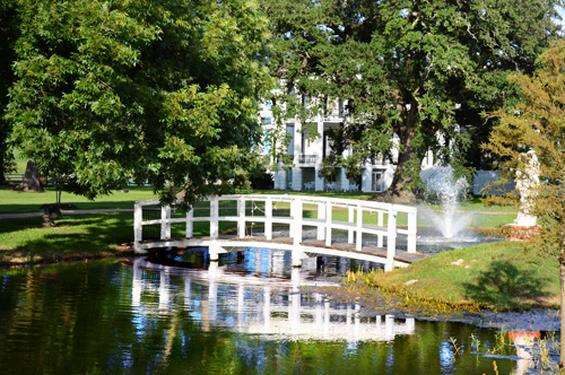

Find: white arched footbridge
<box><xmin>133</xmin><ymin>194</ymin><xmax>425</xmax><ymax>271</ymax></box>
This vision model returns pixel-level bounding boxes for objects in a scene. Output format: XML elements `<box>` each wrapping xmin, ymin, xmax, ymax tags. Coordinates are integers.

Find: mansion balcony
<box><xmin>297</xmin><ymin>154</ymin><xmax>318</xmax><ymax>165</ymax></box>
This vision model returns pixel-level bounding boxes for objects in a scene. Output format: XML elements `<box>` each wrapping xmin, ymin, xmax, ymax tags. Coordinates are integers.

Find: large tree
<box><xmin>6</xmin><ymin>0</ymin><xmax>271</xmax><ymax>203</ymax></box>
<box><xmin>0</xmin><ymin>0</ymin><xmax>19</xmax><ymax>184</ymax></box>
<box><xmin>485</xmin><ymin>40</ymin><xmax>564</xmax><ymax>366</ymax></box>
<box><xmin>263</xmin><ymin>0</ymin><xmax>559</xmax><ymax>198</ymax></box>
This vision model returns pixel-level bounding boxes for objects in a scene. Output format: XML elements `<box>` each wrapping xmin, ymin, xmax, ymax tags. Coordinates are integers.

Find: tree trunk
<box><xmin>18</xmin><ymin>160</ymin><xmax>43</xmax><ymax>192</ymax></box>
<box><xmin>559</xmin><ymin>254</ymin><xmax>565</xmax><ymax>368</ymax></box>
<box><xmin>0</xmin><ymin>151</ymin><xmax>5</xmax><ymax>186</ymax></box>
<box><xmin>0</xmin><ymin>122</ymin><xmax>8</xmax><ymax>186</ymax></box>
<box><xmin>389</xmin><ymin>135</ymin><xmax>415</xmax><ymax>199</ymax></box>
<box><xmin>389</xmin><ymin>100</ymin><xmax>418</xmax><ymax>201</ymax></box>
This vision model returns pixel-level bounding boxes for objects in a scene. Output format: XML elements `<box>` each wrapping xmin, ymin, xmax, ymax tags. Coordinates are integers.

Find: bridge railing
<box><xmin>134</xmin><ymin>194</ymin><xmax>417</xmax><ymax>271</ymax></box>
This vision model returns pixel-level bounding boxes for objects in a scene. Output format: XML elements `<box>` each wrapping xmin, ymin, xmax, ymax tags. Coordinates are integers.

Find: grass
<box><xmin>0</xmin><ymin>187</ymin><xmax>518</xmax><ymax>267</ymax></box>
<box><xmin>0</xmin><ymin>188</ymin><xmax>540</xmax><ymax>315</ymax></box>
<box><xmin>251</xmin><ymin>189</ymin><xmax>516</xmax><ymax>230</ymax></box>
<box><xmin>1</xmin><ymin>187</ymin><xmax>516</xmax><ymax>229</ymax></box>
<box><xmin>0</xmin><ymin>212</ymin><xmax>235</xmax><ymax>265</ymax></box>
<box><xmin>345</xmin><ymin>241</ymin><xmax>559</xmax><ymax>312</ymax></box>
<box><xmin>0</xmin><ymin>213</ymin><xmax>134</xmax><ymax>264</ymax></box>
<box><xmin>0</xmin><ymin>187</ymin><xmax>157</xmax><ymax>213</ymax></box>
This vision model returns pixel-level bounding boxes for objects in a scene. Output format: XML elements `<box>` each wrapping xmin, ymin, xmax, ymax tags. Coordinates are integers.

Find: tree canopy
<box><xmin>6</xmin><ymin>0</ymin><xmax>271</xmax><ymax>203</ymax></box>
<box><xmin>263</xmin><ymin>0</ymin><xmax>560</xmax><ymax>197</ymax></box>
<box><xmin>486</xmin><ymin>39</ymin><xmax>564</xmax><ymax>254</ymax></box>
<box><xmin>0</xmin><ymin>0</ymin><xmax>19</xmax><ymax>184</ymax></box>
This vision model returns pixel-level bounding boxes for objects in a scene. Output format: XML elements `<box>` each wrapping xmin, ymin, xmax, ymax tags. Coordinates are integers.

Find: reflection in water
<box><xmin>133</xmin><ymin>257</ymin><xmax>416</xmax><ymax>342</ymax></box>
<box><xmin>0</xmin><ymin>249</ymin><xmax>536</xmax><ymax>374</ymax></box>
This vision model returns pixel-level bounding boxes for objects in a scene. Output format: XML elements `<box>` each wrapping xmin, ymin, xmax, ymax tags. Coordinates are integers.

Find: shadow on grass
<box><xmin>463</xmin><ymin>260</ymin><xmax>549</xmax><ymax>309</ymax></box>
<box><xmin>0</xmin><ymin>215</ymin><xmax>124</xmax><ymax>236</ymax></box>
<box><xmin>0</xmin><ymin>213</ymin><xmax>239</xmax><ymax>264</ymax></box>
<box><xmin>0</xmin><ymin>200</ymin><xmax>139</xmax><ymax>214</ymax></box>
<box><xmin>0</xmin><ymin>214</ymin><xmax>135</xmax><ymax>264</ymax></box>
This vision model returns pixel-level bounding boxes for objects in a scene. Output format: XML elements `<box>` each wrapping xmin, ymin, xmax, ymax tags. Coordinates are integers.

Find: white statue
<box><xmin>513</xmin><ymin>149</ymin><xmax>540</xmax><ymax>227</ymax></box>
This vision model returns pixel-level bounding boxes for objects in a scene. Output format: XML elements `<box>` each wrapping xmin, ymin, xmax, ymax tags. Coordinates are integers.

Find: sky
<box><xmin>556</xmin><ymin>6</ymin><xmax>565</xmax><ymax>31</ymax></box>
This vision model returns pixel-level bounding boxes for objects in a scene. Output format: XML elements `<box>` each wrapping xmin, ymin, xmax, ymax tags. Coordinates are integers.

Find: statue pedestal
<box><xmin>514</xmin><ymin>212</ymin><xmax>538</xmax><ymax>227</ymax></box>
<box><xmin>502</xmin><ymin>223</ymin><xmax>540</xmax><ymax>241</ymax></box>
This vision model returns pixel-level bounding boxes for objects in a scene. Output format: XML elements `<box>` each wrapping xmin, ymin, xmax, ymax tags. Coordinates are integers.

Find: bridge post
<box><xmin>265</xmin><ymin>198</ymin><xmax>272</xmax><ymax>240</ymax></box>
<box><xmin>385</xmin><ymin>209</ymin><xmax>397</xmax><ymax>271</ymax></box>
<box><xmin>133</xmin><ymin>202</ymin><xmax>143</xmax><ymax>253</ymax></box>
<box><xmin>291</xmin><ymin>198</ymin><xmax>302</xmax><ymax>246</ymax></box>
<box><xmin>347</xmin><ymin>206</ymin><xmax>355</xmax><ymax>244</ymax></box>
<box><xmin>160</xmin><ymin>205</ymin><xmax>171</xmax><ymax>240</ymax></box>
<box><xmin>208</xmin><ymin>242</ymin><xmax>220</xmax><ymax>261</ymax></box>
<box><xmin>209</xmin><ymin>196</ymin><xmax>220</xmax><ymax>262</ymax></box>
<box><xmin>186</xmin><ymin>206</ymin><xmax>194</xmax><ymax>238</ymax></box>
<box><xmin>291</xmin><ymin>198</ymin><xmax>303</xmax><ymax>267</ymax></box>
<box><xmin>316</xmin><ymin>202</ymin><xmax>325</xmax><ymax>240</ymax></box>
<box><xmin>356</xmin><ymin>205</ymin><xmax>363</xmax><ymax>251</ymax></box>
<box><xmin>325</xmin><ymin>201</ymin><xmax>332</xmax><ymax>247</ymax></box>
<box><xmin>210</xmin><ymin>196</ymin><xmax>219</xmax><ymax>239</ymax></box>
<box><xmin>407</xmin><ymin>210</ymin><xmax>417</xmax><ymax>253</ymax></box>
<box><xmin>291</xmin><ymin>251</ymin><xmax>302</xmax><ymax>267</ymax></box>
<box><xmin>237</xmin><ymin>197</ymin><xmax>245</xmax><ymax>238</ymax></box>
<box><xmin>385</xmin><ymin>314</ymin><xmax>394</xmax><ymax>340</ymax></box>
<box><xmin>377</xmin><ymin>210</ymin><xmax>384</xmax><ymax>247</ymax></box>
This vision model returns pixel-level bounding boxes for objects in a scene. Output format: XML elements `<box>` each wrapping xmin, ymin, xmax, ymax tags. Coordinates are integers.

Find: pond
<box><xmin>0</xmin><ymin>248</ymin><xmax>552</xmax><ymax>374</ymax></box>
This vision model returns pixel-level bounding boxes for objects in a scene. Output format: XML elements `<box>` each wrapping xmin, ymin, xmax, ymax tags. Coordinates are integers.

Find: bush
<box><xmin>249</xmin><ymin>166</ymin><xmax>273</xmax><ymax>189</ymax></box>
<box><xmin>483</xmin><ymin>194</ymin><xmax>519</xmax><ymax>207</ymax></box>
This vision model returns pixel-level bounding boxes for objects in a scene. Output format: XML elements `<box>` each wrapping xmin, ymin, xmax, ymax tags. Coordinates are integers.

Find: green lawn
<box><xmin>0</xmin><ymin>187</ymin><xmax>518</xmax><ymax>266</ymax></box>
<box><xmin>0</xmin><ymin>213</ymin><xmax>134</xmax><ymax>264</ymax></box>
<box><xmin>0</xmin><ymin>187</ymin><xmax>157</xmax><ymax>213</ymax></box>
<box><xmin>1</xmin><ymin>188</ymin><xmax>516</xmax><ymax>229</ymax></box>
<box><xmin>0</xmin><ymin>212</ymin><xmax>236</xmax><ymax>265</ymax></box>
<box><xmin>346</xmin><ymin>241</ymin><xmax>559</xmax><ymax>311</ymax></box>
<box><xmin>251</xmin><ymin>189</ymin><xmax>516</xmax><ymax>230</ymax></box>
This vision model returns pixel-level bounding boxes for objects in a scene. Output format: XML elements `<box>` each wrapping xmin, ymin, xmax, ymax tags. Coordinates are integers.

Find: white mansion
<box><xmin>259</xmin><ymin>96</ymin><xmax>436</xmax><ymax>193</ymax></box>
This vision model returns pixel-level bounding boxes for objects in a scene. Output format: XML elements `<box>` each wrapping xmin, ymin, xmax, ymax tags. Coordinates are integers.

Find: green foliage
<box><xmin>483</xmin><ymin>194</ymin><xmax>519</xmax><ymax>208</ymax></box>
<box><xmin>245</xmin><ymin>154</ymin><xmax>274</xmax><ymax>190</ymax></box>
<box><xmin>485</xmin><ymin>40</ymin><xmax>564</xmax><ymax>257</ymax></box>
<box><xmin>263</xmin><ymin>0</ymin><xmax>559</xmax><ymax>195</ymax></box>
<box><xmin>341</xmin><ymin>154</ymin><xmax>363</xmax><ymax>182</ymax></box>
<box><xmin>0</xmin><ymin>0</ymin><xmax>19</xmax><ymax>184</ymax></box>
<box><xmin>318</xmin><ymin>155</ymin><xmax>341</xmax><ymax>182</ymax></box>
<box><xmin>6</xmin><ymin>0</ymin><xmax>271</xmax><ymax>203</ymax></box>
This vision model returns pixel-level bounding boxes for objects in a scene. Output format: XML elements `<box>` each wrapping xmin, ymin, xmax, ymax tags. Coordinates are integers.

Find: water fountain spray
<box><xmin>420</xmin><ymin>166</ymin><xmax>472</xmax><ymax>239</ymax></box>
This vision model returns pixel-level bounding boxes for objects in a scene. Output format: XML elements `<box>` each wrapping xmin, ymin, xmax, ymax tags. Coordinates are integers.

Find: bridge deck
<box><xmin>142</xmin><ymin>234</ymin><xmax>427</xmax><ymax>264</ymax></box>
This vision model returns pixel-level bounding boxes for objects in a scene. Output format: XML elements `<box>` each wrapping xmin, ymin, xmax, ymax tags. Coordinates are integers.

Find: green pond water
<box><xmin>0</xmin><ymin>249</ymin><xmax>540</xmax><ymax>374</ymax></box>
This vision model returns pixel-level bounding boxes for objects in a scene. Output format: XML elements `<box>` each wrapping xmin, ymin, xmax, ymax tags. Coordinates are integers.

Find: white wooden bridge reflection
<box><xmin>134</xmin><ymin>194</ymin><xmax>425</xmax><ymax>271</ymax></box>
<box><xmin>131</xmin><ymin>258</ymin><xmax>416</xmax><ymax>342</ymax></box>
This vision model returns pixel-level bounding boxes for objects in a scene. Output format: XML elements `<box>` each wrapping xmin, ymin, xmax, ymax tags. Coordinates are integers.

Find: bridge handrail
<box><xmin>133</xmin><ymin>194</ymin><xmax>417</xmax><ymax>271</ymax></box>
<box><xmin>135</xmin><ymin>194</ymin><xmax>417</xmax><ymax>214</ymax></box>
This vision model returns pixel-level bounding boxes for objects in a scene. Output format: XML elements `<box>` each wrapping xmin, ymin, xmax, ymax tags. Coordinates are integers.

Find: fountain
<box><xmin>420</xmin><ymin>166</ymin><xmax>474</xmax><ymax>241</ymax></box>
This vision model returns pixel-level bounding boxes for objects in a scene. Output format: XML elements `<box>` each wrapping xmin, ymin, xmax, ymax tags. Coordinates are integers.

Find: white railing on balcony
<box><xmin>297</xmin><ymin>154</ymin><xmax>318</xmax><ymax>164</ymax></box>
<box><xmin>134</xmin><ymin>194</ymin><xmax>417</xmax><ymax>271</ymax></box>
